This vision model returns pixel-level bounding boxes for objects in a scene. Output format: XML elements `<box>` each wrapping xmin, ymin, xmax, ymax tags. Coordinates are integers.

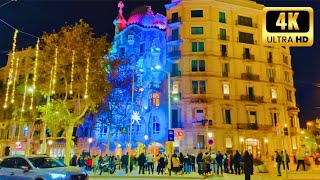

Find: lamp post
<box><xmin>307</xmin><ymin>122</ymin><xmax>312</xmax><ymax>130</ymax></box>
<box><xmin>240</xmin><ymin>137</ymin><xmax>244</xmax><ymax>153</ymax></box>
<box><xmin>208</xmin><ymin>132</ymin><xmax>213</xmax><ymax>151</ymax></box>
<box><xmin>155</xmin><ymin>65</ymin><xmax>171</xmax><ymax>129</ymax></box>
<box><xmin>144</xmin><ymin>135</ymin><xmax>148</xmax><ymax>154</ymax></box>
<box><xmin>264</xmin><ymin>138</ymin><xmax>269</xmax><ymax>157</ymax></box>
<box><xmin>47</xmin><ymin>140</ymin><xmax>53</xmax><ymax>157</ymax></box>
<box><xmin>88</xmin><ymin>138</ymin><xmax>93</xmax><ymax>155</ymax></box>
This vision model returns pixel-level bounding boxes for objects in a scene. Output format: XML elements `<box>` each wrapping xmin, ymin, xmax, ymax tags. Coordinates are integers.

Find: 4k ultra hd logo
<box><xmin>262</xmin><ymin>7</ymin><xmax>314</xmax><ymax>46</ymax></box>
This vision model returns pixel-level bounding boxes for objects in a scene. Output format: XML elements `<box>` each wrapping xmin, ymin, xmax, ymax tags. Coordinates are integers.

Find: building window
<box><xmin>223</xmin><ymin>83</ymin><xmax>230</xmax><ymax>95</ymax></box>
<box><xmin>285</xmin><ymin>71</ymin><xmax>290</xmax><ymax>82</ymax></box>
<box><xmin>191</xmin><ymin>10</ymin><xmax>203</xmax><ymax>17</ymax></box>
<box><xmin>191</xmin><ymin>60</ymin><xmax>205</xmax><ymax>72</ymax></box>
<box><xmin>267</xmin><ymin>68</ymin><xmax>276</xmax><ymax>78</ymax></box>
<box><xmin>192</xmin><ymin>80</ymin><xmax>206</xmax><ymax>94</ymax></box>
<box><xmin>219</xmin><ymin>12</ymin><xmax>226</xmax><ymax>23</ymax></box>
<box><xmin>192</xmin><ymin>42</ymin><xmax>204</xmax><ymax>52</ymax></box>
<box><xmin>244</xmin><ymin>48</ymin><xmax>251</xmax><ymax>59</ymax></box>
<box><xmin>221</xmin><ymin>45</ymin><xmax>227</xmax><ymax>56</ymax></box>
<box><xmin>283</xmin><ymin>55</ymin><xmax>288</xmax><ymax>64</ymax></box>
<box><xmin>239</xmin><ymin>32</ymin><xmax>254</xmax><ymax>44</ymax></box>
<box><xmin>152</xmin><ymin>115</ymin><xmax>160</xmax><ymax>135</ymax></box>
<box><xmin>224</xmin><ymin>109</ymin><xmax>231</xmax><ymax>124</ymax></box>
<box><xmin>245</xmin><ymin>65</ymin><xmax>252</xmax><ymax>73</ymax></box>
<box><xmin>268</xmin><ymin>52</ymin><xmax>273</xmax><ymax>63</ymax></box>
<box><xmin>172</xmin><ymin>29</ymin><xmax>179</xmax><ymax>41</ymax></box>
<box><xmin>197</xmin><ymin>135</ymin><xmax>205</xmax><ymax>149</ymax></box>
<box><xmin>249</xmin><ymin>111</ymin><xmax>257</xmax><ymax>124</ymax></box>
<box><xmin>220</xmin><ymin>28</ymin><xmax>227</xmax><ymax>40</ymax></box>
<box><xmin>286</xmin><ymin>89</ymin><xmax>292</xmax><ymax>102</ymax></box>
<box><xmin>191</xmin><ymin>27</ymin><xmax>204</xmax><ymax>34</ymax></box>
<box><xmin>172</xmin><ymin>12</ymin><xmax>179</xmax><ymax>23</ymax></box>
<box><xmin>136</xmin><ymin>118</ymin><xmax>145</xmax><ymax>135</ymax></box>
<box><xmin>222</xmin><ymin>63</ymin><xmax>229</xmax><ymax>77</ymax></box>
<box><xmin>272</xmin><ymin>113</ymin><xmax>278</xmax><ymax>126</ymax></box>
<box><xmin>119</xmin><ymin>47</ymin><xmax>125</xmax><ymax>57</ymax></box>
<box><xmin>172</xmin><ymin>109</ymin><xmax>181</xmax><ymax>128</ymax></box>
<box><xmin>238</xmin><ymin>15</ymin><xmax>253</xmax><ymax>27</ymax></box>
<box><xmin>149</xmin><ymin>93</ymin><xmax>160</xmax><ymax>109</ymax></box>
<box><xmin>290</xmin><ymin>116</ymin><xmax>295</xmax><ymax>127</ymax></box>
<box><xmin>271</xmin><ymin>89</ymin><xmax>277</xmax><ymax>99</ymax></box>
<box><xmin>247</xmin><ymin>87</ymin><xmax>254</xmax><ymax>100</ymax></box>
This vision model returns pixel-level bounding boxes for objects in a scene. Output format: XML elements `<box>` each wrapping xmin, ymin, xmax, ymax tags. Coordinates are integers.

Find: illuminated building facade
<box><xmin>166</xmin><ymin>0</ymin><xmax>301</xmax><ymax>158</ymax></box>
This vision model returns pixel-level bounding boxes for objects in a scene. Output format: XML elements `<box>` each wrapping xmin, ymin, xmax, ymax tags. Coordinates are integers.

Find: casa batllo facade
<box><xmin>166</xmin><ymin>0</ymin><xmax>301</xmax><ymax>159</ymax></box>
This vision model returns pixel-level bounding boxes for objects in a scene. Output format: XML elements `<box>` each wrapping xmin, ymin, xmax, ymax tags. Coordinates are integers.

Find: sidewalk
<box><xmin>90</xmin><ymin>172</ymin><xmax>206</xmax><ymax>179</ymax></box>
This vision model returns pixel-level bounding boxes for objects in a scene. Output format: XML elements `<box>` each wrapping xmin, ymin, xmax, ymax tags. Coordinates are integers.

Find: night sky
<box><xmin>0</xmin><ymin>0</ymin><xmax>319</xmax><ymax>127</ymax></box>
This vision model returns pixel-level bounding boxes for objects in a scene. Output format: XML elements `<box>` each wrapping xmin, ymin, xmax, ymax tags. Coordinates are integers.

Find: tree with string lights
<box><xmin>35</xmin><ymin>20</ymin><xmax>110</xmax><ymax>165</ymax></box>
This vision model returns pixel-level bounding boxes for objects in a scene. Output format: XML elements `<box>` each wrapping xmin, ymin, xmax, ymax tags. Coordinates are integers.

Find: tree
<box><xmin>36</xmin><ymin>20</ymin><xmax>110</xmax><ymax>165</ymax></box>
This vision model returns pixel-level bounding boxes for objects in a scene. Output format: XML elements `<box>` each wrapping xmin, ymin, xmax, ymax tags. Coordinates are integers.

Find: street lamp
<box><xmin>155</xmin><ymin>65</ymin><xmax>171</xmax><ymax>129</ymax></box>
<box><xmin>264</xmin><ymin>138</ymin><xmax>269</xmax><ymax>156</ymax></box>
<box><xmin>307</xmin><ymin>122</ymin><xmax>312</xmax><ymax>130</ymax></box>
<box><xmin>240</xmin><ymin>137</ymin><xmax>244</xmax><ymax>153</ymax></box>
<box><xmin>208</xmin><ymin>132</ymin><xmax>213</xmax><ymax>151</ymax></box>
<box><xmin>144</xmin><ymin>135</ymin><xmax>148</xmax><ymax>154</ymax></box>
<box><xmin>88</xmin><ymin>138</ymin><xmax>93</xmax><ymax>155</ymax></box>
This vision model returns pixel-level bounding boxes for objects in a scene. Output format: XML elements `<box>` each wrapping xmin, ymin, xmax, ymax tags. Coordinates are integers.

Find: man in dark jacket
<box><xmin>276</xmin><ymin>151</ymin><xmax>282</xmax><ymax>176</ymax></box>
<box><xmin>196</xmin><ymin>151</ymin><xmax>203</xmax><ymax>175</ymax></box>
<box><xmin>234</xmin><ymin>150</ymin><xmax>242</xmax><ymax>175</ymax></box>
<box><xmin>242</xmin><ymin>151</ymin><xmax>253</xmax><ymax>180</ymax></box>
<box><xmin>138</xmin><ymin>153</ymin><xmax>146</xmax><ymax>174</ymax></box>
<box><xmin>121</xmin><ymin>153</ymin><xmax>129</xmax><ymax>174</ymax></box>
<box><xmin>190</xmin><ymin>154</ymin><xmax>196</xmax><ymax>172</ymax></box>
<box><xmin>216</xmin><ymin>151</ymin><xmax>223</xmax><ymax>175</ymax></box>
<box><xmin>71</xmin><ymin>155</ymin><xmax>77</xmax><ymax>166</ymax></box>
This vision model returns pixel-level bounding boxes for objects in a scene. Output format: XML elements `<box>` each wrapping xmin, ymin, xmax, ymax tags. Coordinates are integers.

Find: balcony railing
<box><xmin>237</xmin><ymin>123</ymin><xmax>258</xmax><ymax>130</ymax></box>
<box><xmin>222</xmin><ymin>72</ymin><xmax>229</xmax><ymax>77</ymax></box>
<box><xmin>268</xmin><ymin>57</ymin><xmax>273</xmax><ymax>63</ymax></box>
<box><xmin>235</xmin><ymin>20</ymin><xmax>258</xmax><ymax>28</ymax></box>
<box><xmin>271</xmin><ymin>99</ymin><xmax>277</xmax><ymax>103</ymax></box>
<box><xmin>168</xmin><ymin>17</ymin><xmax>182</xmax><ymax>24</ymax></box>
<box><xmin>168</xmin><ymin>50</ymin><xmax>181</xmax><ymax>59</ymax></box>
<box><xmin>240</xmin><ymin>95</ymin><xmax>264</xmax><ymax>103</ymax></box>
<box><xmin>223</xmin><ymin>94</ymin><xmax>230</xmax><ymax>99</ymax></box>
<box><xmin>243</xmin><ymin>54</ymin><xmax>255</xmax><ymax>60</ymax></box>
<box><xmin>218</xmin><ymin>35</ymin><xmax>230</xmax><ymax>41</ymax></box>
<box><xmin>221</xmin><ymin>51</ymin><xmax>227</xmax><ymax>57</ymax></box>
<box><xmin>241</xmin><ymin>73</ymin><xmax>260</xmax><ymax>81</ymax></box>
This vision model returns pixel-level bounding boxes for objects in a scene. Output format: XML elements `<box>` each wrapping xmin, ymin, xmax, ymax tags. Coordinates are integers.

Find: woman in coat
<box><xmin>171</xmin><ymin>153</ymin><xmax>180</xmax><ymax>175</ymax></box>
<box><xmin>242</xmin><ymin>151</ymin><xmax>253</xmax><ymax>180</ymax></box>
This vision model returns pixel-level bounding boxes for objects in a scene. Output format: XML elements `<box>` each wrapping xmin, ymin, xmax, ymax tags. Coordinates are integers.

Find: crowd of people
<box><xmin>68</xmin><ymin>150</ymin><xmax>255</xmax><ymax>179</ymax></box>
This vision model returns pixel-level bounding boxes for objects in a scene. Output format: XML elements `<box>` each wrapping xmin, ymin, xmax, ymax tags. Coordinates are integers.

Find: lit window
<box><xmin>223</xmin><ymin>83</ymin><xmax>230</xmax><ymax>95</ymax></box>
<box><xmin>152</xmin><ymin>116</ymin><xmax>160</xmax><ymax>135</ymax></box>
<box><xmin>271</xmin><ymin>89</ymin><xmax>277</xmax><ymax>99</ymax></box>
<box><xmin>149</xmin><ymin>93</ymin><xmax>160</xmax><ymax>108</ymax></box>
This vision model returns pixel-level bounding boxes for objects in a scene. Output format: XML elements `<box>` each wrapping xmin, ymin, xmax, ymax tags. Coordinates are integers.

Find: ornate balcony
<box><xmin>218</xmin><ymin>35</ymin><xmax>230</xmax><ymax>41</ymax></box>
<box><xmin>237</xmin><ymin>123</ymin><xmax>258</xmax><ymax>130</ymax></box>
<box><xmin>168</xmin><ymin>17</ymin><xmax>182</xmax><ymax>24</ymax></box>
<box><xmin>222</xmin><ymin>72</ymin><xmax>229</xmax><ymax>77</ymax></box>
<box><xmin>243</xmin><ymin>53</ymin><xmax>255</xmax><ymax>60</ymax></box>
<box><xmin>240</xmin><ymin>95</ymin><xmax>264</xmax><ymax>103</ymax></box>
<box><xmin>269</xmin><ymin>77</ymin><xmax>275</xmax><ymax>82</ymax></box>
<box><xmin>241</xmin><ymin>73</ymin><xmax>260</xmax><ymax>81</ymax></box>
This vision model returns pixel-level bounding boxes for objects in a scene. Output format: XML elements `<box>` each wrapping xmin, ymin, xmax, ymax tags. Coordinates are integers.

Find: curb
<box><xmin>89</xmin><ymin>175</ymin><xmax>209</xmax><ymax>179</ymax></box>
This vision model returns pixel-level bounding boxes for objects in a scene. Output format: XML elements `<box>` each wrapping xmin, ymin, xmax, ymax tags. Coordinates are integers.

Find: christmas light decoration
<box><xmin>3</xmin><ymin>29</ymin><xmax>18</xmax><ymax>109</ymax></box>
<box><xmin>29</xmin><ymin>38</ymin><xmax>40</xmax><ymax>110</ymax></box>
<box><xmin>10</xmin><ymin>57</ymin><xmax>19</xmax><ymax>103</ymax></box>
<box><xmin>48</xmin><ymin>67</ymin><xmax>54</xmax><ymax>102</ymax></box>
<box><xmin>52</xmin><ymin>47</ymin><xmax>58</xmax><ymax>94</ymax></box>
<box><xmin>70</xmin><ymin>50</ymin><xmax>75</xmax><ymax>95</ymax></box>
<box><xmin>21</xmin><ymin>75</ymin><xmax>28</xmax><ymax>112</ymax></box>
<box><xmin>84</xmin><ymin>57</ymin><xmax>90</xmax><ymax>99</ymax></box>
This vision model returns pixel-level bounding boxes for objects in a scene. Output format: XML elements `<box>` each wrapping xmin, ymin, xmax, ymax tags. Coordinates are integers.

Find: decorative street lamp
<box><xmin>264</xmin><ymin>138</ymin><xmax>269</xmax><ymax>156</ymax></box>
<box><xmin>88</xmin><ymin>138</ymin><xmax>93</xmax><ymax>155</ymax></box>
<box><xmin>144</xmin><ymin>135</ymin><xmax>148</xmax><ymax>154</ymax></box>
<box><xmin>208</xmin><ymin>132</ymin><xmax>213</xmax><ymax>151</ymax></box>
<box><xmin>240</xmin><ymin>137</ymin><xmax>244</xmax><ymax>153</ymax></box>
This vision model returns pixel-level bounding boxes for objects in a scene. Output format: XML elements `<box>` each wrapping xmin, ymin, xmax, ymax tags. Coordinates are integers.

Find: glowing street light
<box><xmin>144</xmin><ymin>135</ymin><xmax>148</xmax><ymax>154</ymax></box>
<box><xmin>48</xmin><ymin>140</ymin><xmax>53</xmax><ymax>145</ymax></box>
<box><xmin>28</xmin><ymin>87</ymin><xmax>34</xmax><ymax>93</ymax></box>
<box><xmin>208</xmin><ymin>132</ymin><xmax>213</xmax><ymax>139</ymax></box>
<box><xmin>88</xmin><ymin>138</ymin><xmax>93</xmax><ymax>154</ymax></box>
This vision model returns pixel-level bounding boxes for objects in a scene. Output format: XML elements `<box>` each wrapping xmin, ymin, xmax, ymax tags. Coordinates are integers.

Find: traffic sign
<box><xmin>208</xmin><ymin>139</ymin><xmax>214</xmax><ymax>145</ymax></box>
<box><xmin>168</xmin><ymin>130</ymin><xmax>174</xmax><ymax>142</ymax></box>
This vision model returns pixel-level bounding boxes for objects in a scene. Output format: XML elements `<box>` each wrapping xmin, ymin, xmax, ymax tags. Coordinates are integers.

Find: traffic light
<box><xmin>284</xmin><ymin>127</ymin><xmax>289</xmax><ymax>136</ymax></box>
<box><xmin>177</xmin><ymin>131</ymin><xmax>183</xmax><ymax>140</ymax></box>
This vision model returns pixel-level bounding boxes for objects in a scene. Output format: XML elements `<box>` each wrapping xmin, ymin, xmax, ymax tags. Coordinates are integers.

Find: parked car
<box><xmin>0</xmin><ymin>155</ymin><xmax>88</xmax><ymax>180</ymax></box>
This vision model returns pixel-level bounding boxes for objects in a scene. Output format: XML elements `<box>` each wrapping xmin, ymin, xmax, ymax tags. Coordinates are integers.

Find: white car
<box><xmin>0</xmin><ymin>155</ymin><xmax>88</xmax><ymax>180</ymax></box>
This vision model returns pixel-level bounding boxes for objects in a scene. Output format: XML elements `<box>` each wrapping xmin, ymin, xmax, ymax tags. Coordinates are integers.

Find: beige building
<box><xmin>166</xmin><ymin>0</ymin><xmax>300</xmax><ymax>158</ymax></box>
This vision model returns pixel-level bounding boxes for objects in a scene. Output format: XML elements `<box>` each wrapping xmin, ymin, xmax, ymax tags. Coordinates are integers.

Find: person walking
<box><xmin>276</xmin><ymin>151</ymin><xmax>282</xmax><ymax>176</ymax></box>
<box><xmin>282</xmin><ymin>150</ymin><xmax>290</xmax><ymax>170</ymax></box>
<box><xmin>196</xmin><ymin>151</ymin><xmax>204</xmax><ymax>175</ymax></box>
<box><xmin>121</xmin><ymin>153</ymin><xmax>129</xmax><ymax>174</ymax></box>
<box><xmin>158</xmin><ymin>153</ymin><xmax>166</xmax><ymax>175</ymax></box>
<box><xmin>242</xmin><ymin>151</ymin><xmax>253</xmax><ymax>180</ymax></box>
<box><xmin>138</xmin><ymin>153</ymin><xmax>146</xmax><ymax>174</ymax></box>
<box><xmin>216</xmin><ymin>151</ymin><xmax>223</xmax><ymax>175</ymax></box>
<box><xmin>296</xmin><ymin>149</ymin><xmax>305</xmax><ymax>171</ymax></box>
<box><xmin>172</xmin><ymin>153</ymin><xmax>180</xmax><ymax>175</ymax></box>
<box><xmin>146</xmin><ymin>152</ymin><xmax>154</xmax><ymax>174</ymax></box>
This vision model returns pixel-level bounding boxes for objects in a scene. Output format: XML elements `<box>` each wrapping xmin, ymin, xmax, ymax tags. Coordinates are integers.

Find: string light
<box><xmin>84</xmin><ymin>57</ymin><xmax>90</xmax><ymax>99</ymax></box>
<box><xmin>48</xmin><ymin>67</ymin><xmax>54</xmax><ymax>103</ymax></box>
<box><xmin>10</xmin><ymin>57</ymin><xmax>19</xmax><ymax>103</ymax></box>
<box><xmin>21</xmin><ymin>75</ymin><xmax>28</xmax><ymax>113</ymax></box>
<box><xmin>52</xmin><ymin>47</ymin><xmax>58</xmax><ymax>94</ymax></box>
<box><xmin>70</xmin><ymin>50</ymin><xmax>75</xmax><ymax>95</ymax></box>
<box><xmin>30</xmin><ymin>38</ymin><xmax>40</xmax><ymax>110</ymax></box>
<box><xmin>3</xmin><ymin>29</ymin><xmax>18</xmax><ymax>109</ymax></box>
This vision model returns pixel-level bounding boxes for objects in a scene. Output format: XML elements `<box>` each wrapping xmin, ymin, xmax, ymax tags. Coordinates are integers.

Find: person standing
<box><xmin>211</xmin><ymin>151</ymin><xmax>216</xmax><ymax>175</ymax></box>
<box><xmin>92</xmin><ymin>155</ymin><xmax>98</xmax><ymax>174</ymax></box>
<box><xmin>184</xmin><ymin>153</ymin><xmax>191</xmax><ymax>174</ymax></box>
<box><xmin>276</xmin><ymin>151</ymin><xmax>282</xmax><ymax>176</ymax></box>
<box><xmin>87</xmin><ymin>156</ymin><xmax>93</xmax><ymax>171</ymax></box>
<box><xmin>172</xmin><ymin>153</ymin><xmax>180</xmax><ymax>175</ymax></box>
<box><xmin>146</xmin><ymin>153</ymin><xmax>154</xmax><ymax>174</ymax></box>
<box><xmin>190</xmin><ymin>154</ymin><xmax>196</xmax><ymax>172</ymax></box>
<box><xmin>138</xmin><ymin>152</ymin><xmax>146</xmax><ymax>174</ymax></box>
<box><xmin>282</xmin><ymin>150</ymin><xmax>290</xmax><ymax>170</ymax></box>
<box><xmin>179</xmin><ymin>152</ymin><xmax>185</xmax><ymax>175</ymax></box>
<box><xmin>234</xmin><ymin>150</ymin><xmax>241</xmax><ymax>175</ymax></box>
<box><xmin>242</xmin><ymin>151</ymin><xmax>253</xmax><ymax>180</ymax></box>
<box><xmin>158</xmin><ymin>154</ymin><xmax>166</xmax><ymax>175</ymax></box>
<box><xmin>296</xmin><ymin>149</ymin><xmax>305</xmax><ymax>171</ymax></box>
<box><xmin>121</xmin><ymin>153</ymin><xmax>129</xmax><ymax>174</ymax></box>
<box><xmin>216</xmin><ymin>151</ymin><xmax>223</xmax><ymax>175</ymax></box>
<box><xmin>203</xmin><ymin>152</ymin><xmax>212</xmax><ymax>176</ymax></box>
<box><xmin>71</xmin><ymin>155</ymin><xmax>77</xmax><ymax>166</ymax></box>
<box><xmin>196</xmin><ymin>151</ymin><xmax>204</xmax><ymax>175</ymax></box>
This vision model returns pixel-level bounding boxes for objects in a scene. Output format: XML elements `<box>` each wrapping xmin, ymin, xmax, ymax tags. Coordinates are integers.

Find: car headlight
<box><xmin>50</xmin><ymin>173</ymin><xmax>66</xmax><ymax>179</ymax></box>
